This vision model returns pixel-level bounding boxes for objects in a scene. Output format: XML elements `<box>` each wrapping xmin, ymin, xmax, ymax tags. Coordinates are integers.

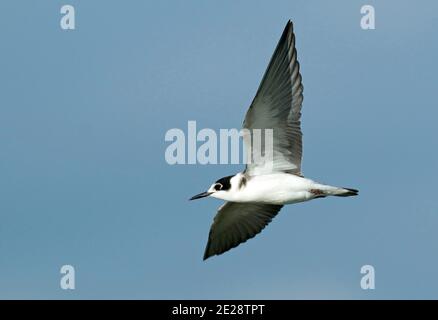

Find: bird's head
<box><xmin>190</xmin><ymin>174</ymin><xmax>240</xmax><ymax>201</ymax></box>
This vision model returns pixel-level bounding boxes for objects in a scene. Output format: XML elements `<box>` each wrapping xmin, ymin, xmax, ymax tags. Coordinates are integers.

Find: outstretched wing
<box><xmin>243</xmin><ymin>20</ymin><xmax>304</xmax><ymax>176</ymax></box>
<box><xmin>203</xmin><ymin>202</ymin><xmax>283</xmax><ymax>260</ymax></box>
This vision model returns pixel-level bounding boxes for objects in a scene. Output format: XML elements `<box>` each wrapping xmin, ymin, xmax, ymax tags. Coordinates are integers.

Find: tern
<box><xmin>190</xmin><ymin>21</ymin><xmax>358</xmax><ymax>260</ymax></box>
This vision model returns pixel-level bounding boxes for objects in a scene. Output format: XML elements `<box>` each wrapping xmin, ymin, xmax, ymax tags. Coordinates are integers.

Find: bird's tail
<box><xmin>313</xmin><ymin>184</ymin><xmax>359</xmax><ymax>197</ymax></box>
<box><xmin>333</xmin><ymin>187</ymin><xmax>359</xmax><ymax>197</ymax></box>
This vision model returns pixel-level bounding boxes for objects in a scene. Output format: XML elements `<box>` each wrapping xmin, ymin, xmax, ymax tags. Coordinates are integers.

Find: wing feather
<box><xmin>243</xmin><ymin>20</ymin><xmax>304</xmax><ymax>176</ymax></box>
<box><xmin>203</xmin><ymin>202</ymin><xmax>283</xmax><ymax>260</ymax></box>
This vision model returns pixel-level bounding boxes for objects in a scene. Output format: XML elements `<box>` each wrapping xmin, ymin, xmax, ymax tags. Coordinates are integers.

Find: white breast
<box><xmin>220</xmin><ymin>173</ymin><xmax>316</xmax><ymax>205</ymax></box>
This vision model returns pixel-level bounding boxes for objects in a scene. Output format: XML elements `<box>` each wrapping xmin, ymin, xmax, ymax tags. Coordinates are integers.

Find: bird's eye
<box><xmin>214</xmin><ymin>183</ymin><xmax>222</xmax><ymax>191</ymax></box>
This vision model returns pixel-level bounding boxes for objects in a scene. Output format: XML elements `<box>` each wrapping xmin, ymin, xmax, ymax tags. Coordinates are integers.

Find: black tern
<box><xmin>190</xmin><ymin>21</ymin><xmax>358</xmax><ymax>260</ymax></box>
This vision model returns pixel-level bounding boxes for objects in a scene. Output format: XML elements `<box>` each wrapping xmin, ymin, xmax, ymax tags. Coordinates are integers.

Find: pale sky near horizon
<box><xmin>1</xmin><ymin>0</ymin><xmax>438</xmax><ymax>299</ymax></box>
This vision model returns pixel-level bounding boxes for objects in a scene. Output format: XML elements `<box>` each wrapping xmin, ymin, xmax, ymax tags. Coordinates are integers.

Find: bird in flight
<box><xmin>190</xmin><ymin>20</ymin><xmax>358</xmax><ymax>260</ymax></box>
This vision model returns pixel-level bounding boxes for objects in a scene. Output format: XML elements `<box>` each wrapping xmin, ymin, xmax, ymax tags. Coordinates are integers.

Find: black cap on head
<box><xmin>215</xmin><ymin>175</ymin><xmax>233</xmax><ymax>191</ymax></box>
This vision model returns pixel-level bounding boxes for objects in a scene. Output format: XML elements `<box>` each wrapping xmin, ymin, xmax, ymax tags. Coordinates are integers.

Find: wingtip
<box><xmin>203</xmin><ymin>240</ymin><xmax>212</xmax><ymax>261</ymax></box>
<box><xmin>203</xmin><ymin>251</ymin><xmax>213</xmax><ymax>261</ymax></box>
<box><xmin>283</xmin><ymin>20</ymin><xmax>294</xmax><ymax>35</ymax></box>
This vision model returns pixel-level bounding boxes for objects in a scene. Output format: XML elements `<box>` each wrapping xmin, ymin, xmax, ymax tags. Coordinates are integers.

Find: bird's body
<box><xmin>190</xmin><ymin>20</ymin><xmax>358</xmax><ymax>260</ymax></box>
<box><xmin>209</xmin><ymin>172</ymin><xmax>353</xmax><ymax>205</ymax></box>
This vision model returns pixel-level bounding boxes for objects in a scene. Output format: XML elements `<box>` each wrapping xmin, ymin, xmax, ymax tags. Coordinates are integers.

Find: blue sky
<box><xmin>0</xmin><ymin>0</ymin><xmax>437</xmax><ymax>299</ymax></box>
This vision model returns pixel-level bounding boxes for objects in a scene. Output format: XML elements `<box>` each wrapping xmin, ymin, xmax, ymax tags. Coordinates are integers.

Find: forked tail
<box><xmin>312</xmin><ymin>185</ymin><xmax>359</xmax><ymax>198</ymax></box>
<box><xmin>334</xmin><ymin>187</ymin><xmax>359</xmax><ymax>197</ymax></box>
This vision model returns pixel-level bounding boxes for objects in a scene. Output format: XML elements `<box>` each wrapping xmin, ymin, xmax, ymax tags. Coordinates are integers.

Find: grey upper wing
<box><xmin>203</xmin><ymin>202</ymin><xmax>283</xmax><ymax>260</ymax></box>
<box><xmin>243</xmin><ymin>20</ymin><xmax>304</xmax><ymax>176</ymax></box>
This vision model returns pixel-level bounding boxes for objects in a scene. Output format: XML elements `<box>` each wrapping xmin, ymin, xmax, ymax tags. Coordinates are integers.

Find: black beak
<box><xmin>189</xmin><ymin>191</ymin><xmax>212</xmax><ymax>200</ymax></box>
